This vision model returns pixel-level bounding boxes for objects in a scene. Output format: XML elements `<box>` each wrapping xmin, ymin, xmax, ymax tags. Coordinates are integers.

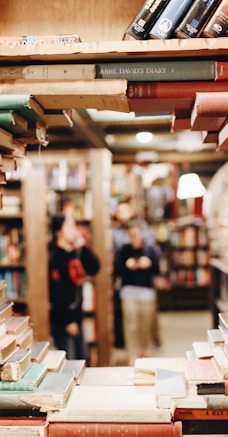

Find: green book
<box><xmin>96</xmin><ymin>60</ymin><xmax>216</xmax><ymax>82</ymax></box>
<box><xmin>0</xmin><ymin>94</ymin><xmax>44</xmax><ymax>122</ymax></box>
<box><xmin>0</xmin><ymin>362</ymin><xmax>47</xmax><ymax>391</ymax></box>
<box><xmin>0</xmin><ymin>110</ymin><xmax>29</xmax><ymax>136</ymax></box>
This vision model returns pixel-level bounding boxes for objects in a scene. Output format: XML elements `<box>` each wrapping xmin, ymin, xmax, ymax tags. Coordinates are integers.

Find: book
<box><xmin>0</xmin><ymin>156</ymin><xmax>17</xmax><ymax>173</ymax></box>
<box><xmin>47</xmin><ymin>385</ymin><xmax>172</xmax><ymax>423</ymax></box>
<box><xmin>201</xmin><ymin>130</ymin><xmax>219</xmax><ymax>144</ymax></box>
<box><xmin>203</xmin><ymin>0</ymin><xmax>228</xmax><ymax>38</ymax></box>
<box><xmin>49</xmin><ymin>421</ymin><xmax>183</xmax><ymax>437</ymax></box>
<box><xmin>60</xmin><ymin>359</ymin><xmax>86</xmax><ymax>384</ymax></box>
<box><xmin>5</xmin><ymin>315</ymin><xmax>30</xmax><ymax>336</ymax></box>
<box><xmin>174</xmin><ymin>406</ymin><xmax>228</xmax><ymax>420</ymax></box>
<box><xmin>182</xmin><ymin>418</ymin><xmax>228</xmax><ymax>435</ymax></box>
<box><xmin>155</xmin><ymin>368</ymin><xmax>187</xmax><ymax>409</ymax></box>
<box><xmin>190</xmin><ymin>92</ymin><xmax>228</xmax><ymax>131</ymax></box>
<box><xmin>0</xmin><ymin>347</ymin><xmax>31</xmax><ymax>381</ymax></box>
<box><xmin>123</xmin><ymin>0</ymin><xmax>170</xmax><ymax>40</ymax></box>
<box><xmin>96</xmin><ymin>60</ymin><xmax>219</xmax><ymax>82</ymax></box>
<box><xmin>0</xmin><ymin>80</ymin><xmax>129</xmax><ymax>113</ymax></box>
<box><xmin>0</xmin><ymin>110</ymin><xmax>29</xmax><ymax>138</ymax></box>
<box><xmin>184</xmin><ymin>358</ymin><xmax>223</xmax><ymax>395</ymax></box>
<box><xmin>0</xmin><ymin>362</ymin><xmax>47</xmax><ymax>391</ymax></box>
<box><xmin>149</xmin><ymin>0</ymin><xmax>194</xmax><ymax>39</ymax></box>
<box><xmin>19</xmin><ymin>371</ymin><xmax>74</xmax><ymax>410</ymax></box>
<box><xmin>134</xmin><ymin>356</ymin><xmax>185</xmax><ymax>385</ymax></box>
<box><xmin>212</xmin><ymin>346</ymin><xmax>228</xmax><ymax>379</ymax></box>
<box><xmin>16</xmin><ymin>326</ymin><xmax>33</xmax><ymax>348</ymax></box>
<box><xmin>0</xmin><ymin>64</ymin><xmax>95</xmax><ymax>81</ymax></box>
<box><xmin>30</xmin><ymin>341</ymin><xmax>50</xmax><ymax>363</ymax></box>
<box><xmin>0</xmin><ymin>94</ymin><xmax>44</xmax><ymax>123</ymax></box>
<box><xmin>218</xmin><ymin>119</ymin><xmax>228</xmax><ymax>151</ymax></box>
<box><xmin>80</xmin><ymin>366</ymin><xmax>134</xmax><ymax>386</ymax></box>
<box><xmin>0</xmin><ymin>417</ymin><xmax>48</xmax><ymax>437</ymax></box>
<box><xmin>207</xmin><ymin>328</ymin><xmax>225</xmax><ymax>348</ymax></box>
<box><xmin>0</xmin><ymin>34</ymin><xmax>81</xmax><ymax>47</ymax></box>
<box><xmin>0</xmin><ymin>280</ymin><xmax>6</xmax><ymax>304</ymax></box>
<box><xmin>192</xmin><ymin>341</ymin><xmax>213</xmax><ymax>359</ymax></box>
<box><xmin>175</xmin><ymin>0</ymin><xmax>220</xmax><ymax>38</ymax></box>
<box><xmin>0</xmin><ymin>334</ymin><xmax>17</xmax><ymax>364</ymax></box>
<box><xmin>41</xmin><ymin>349</ymin><xmax>66</xmax><ymax>372</ymax></box>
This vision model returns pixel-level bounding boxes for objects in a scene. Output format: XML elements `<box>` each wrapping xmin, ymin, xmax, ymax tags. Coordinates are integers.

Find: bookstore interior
<box><xmin>0</xmin><ymin>0</ymin><xmax>228</xmax><ymax>435</ymax></box>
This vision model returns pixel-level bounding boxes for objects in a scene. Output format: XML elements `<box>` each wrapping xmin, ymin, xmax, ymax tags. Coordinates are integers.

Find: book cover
<box><xmin>47</xmin><ymin>385</ymin><xmax>172</xmax><ymax>423</ymax></box>
<box><xmin>0</xmin><ymin>64</ymin><xmax>95</xmax><ymax>81</ymax></box>
<box><xmin>0</xmin><ymin>110</ymin><xmax>29</xmax><ymax>137</ymax></box>
<box><xmin>0</xmin><ymin>94</ymin><xmax>44</xmax><ymax>123</ymax></box>
<box><xmin>149</xmin><ymin>0</ymin><xmax>194</xmax><ymax>39</ymax></box>
<box><xmin>41</xmin><ymin>349</ymin><xmax>66</xmax><ymax>372</ymax></box>
<box><xmin>96</xmin><ymin>60</ymin><xmax>216</xmax><ymax>82</ymax></box>
<box><xmin>31</xmin><ymin>341</ymin><xmax>50</xmax><ymax>363</ymax></box>
<box><xmin>207</xmin><ymin>328</ymin><xmax>225</xmax><ymax>348</ymax></box>
<box><xmin>0</xmin><ymin>347</ymin><xmax>31</xmax><ymax>381</ymax></box>
<box><xmin>212</xmin><ymin>346</ymin><xmax>228</xmax><ymax>379</ymax></box>
<box><xmin>203</xmin><ymin>0</ymin><xmax>228</xmax><ymax>38</ymax></box>
<box><xmin>0</xmin><ymin>417</ymin><xmax>48</xmax><ymax>437</ymax></box>
<box><xmin>80</xmin><ymin>366</ymin><xmax>134</xmax><ymax>386</ymax></box>
<box><xmin>175</xmin><ymin>0</ymin><xmax>221</xmax><ymax>38</ymax></box>
<box><xmin>49</xmin><ymin>421</ymin><xmax>182</xmax><ymax>437</ymax></box>
<box><xmin>19</xmin><ymin>371</ymin><xmax>74</xmax><ymax>410</ymax></box>
<box><xmin>0</xmin><ymin>362</ymin><xmax>47</xmax><ymax>391</ymax></box>
<box><xmin>155</xmin><ymin>368</ymin><xmax>187</xmax><ymax>409</ymax></box>
<box><xmin>123</xmin><ymin>0</ymin><xmax>170</xmax><ymax>40</ymax></box>
<box><xmin>191</xmin><ymin>91</ymin><xmax>228</xmax><ymax>131</ymax></box>
<box><xmin>184</xmin><ymin>358</ymin><xmax>222</xmax><ymax>387</ymax></box>
<box><xmin>174</xmin><ymin>406</ymin><xmax>228</xmax><ymax>420</ymax></box>
<box><xmin>0</xmin><ymin>334</ymin><xmax>17</xmax><ymax>364</ymax></box>
<box><xmin>5</xmin><ymin>315</ymin><xmax>30</xmax><ymax>336</ymax></box>
<box><xmin>134</xmin><ymin>356</ymin><xmax>185</xmax><ymax>385</ymax></box>
<box><xmin>60</xmin><ymin>359</ymin><xmax>86</xmax><ymax>384</ymax></box>
<box><xmin>16</xmin><ymin>326</ymin><xmax>33</xmax><ymax>348</ymax></box>
<box><xmin>192</xmin><ymin>341</ymin><xmax>213</xmax><ymax>359</ymax></box>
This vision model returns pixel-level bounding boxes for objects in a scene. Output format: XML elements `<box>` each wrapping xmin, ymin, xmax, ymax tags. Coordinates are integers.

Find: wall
<box><xmin>0</xmin><ymin>0</ymin><xmax>143</xmax><ymax>42</ymax></box>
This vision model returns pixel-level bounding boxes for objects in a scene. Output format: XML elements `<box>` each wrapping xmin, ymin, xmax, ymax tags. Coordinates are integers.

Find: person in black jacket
<box><xmin>114</xmin><ymin>219</ymin><xmax>160</xmax><ymax>365</ymax></box>
<box><xmin>48</xmin><ymin>213</ymin><xmax>100</xmax><ymax>360</ymax></box>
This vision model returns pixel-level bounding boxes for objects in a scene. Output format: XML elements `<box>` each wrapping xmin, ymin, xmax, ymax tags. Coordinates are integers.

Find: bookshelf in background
<box><xmin>169</xmin><ymin>219</ymin><xmax>211</xmax><ymax>309</ymax></box>
<box><xmin>0</xmin><ymin>178</ymin><xmax>27</xmax><ymax>314</ymax></box>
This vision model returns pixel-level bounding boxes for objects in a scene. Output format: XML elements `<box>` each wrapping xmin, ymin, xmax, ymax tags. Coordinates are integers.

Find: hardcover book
<box><xmin>0</xmin><ymin>347</ymin><xmax>32</xmax><ymax>381</ymax></box>
<box><xmin>0</xmin><ymin>334</ymin><xmax>17</xmax><ymax>364</ymax></box>
<box><xmin>149</xmin><ymin>0</ymin><xmax>194</xmax><ymax>39</ymax></box>
<box><xmin>0</xmin><ymin>417</ymin><xmax>48</xmax><ymax>437</ymax></box>
<box><xmin>16</xmin><ymin>326</ymin><xmax>33</xmax><ymax>348</ymax></box>
<box><xmin>30</xmin><ymin>341</ymin><xmax>50</xmax><ymax>363</ymax></box>
<box><xmin>218</xmin><ymin>120</ymin><xmax>228</xmax><ymax>151</ymax></box>
<box><xmin>175</xmin><ymin>0</ymin><xmax>221</xmax><ymax>38</ymax></box>
<box><xmin>80</xmin><ymin>366</ymin><xmax>134</xmax><ymax>386</ymax></box>
<box><xmin>134</xmin><ymin>356</ymin><xmax>185</xmax><ymax>385</ymax></box>
<box><xmin>5</xmin><ymin>315</ymin><xmax>30</xmax><ymax>336</ymax></box>
<box><xmin>49</xmin><ymin>421</ymin><xmax>182</xmax><ymax>437</ymax></box>
<box><xmin>190</xmin><ymin>91</ymin><xmax>228</xmax><ymax>131</ymax></box>
<box><xmin>0</xmin><ymin>362</ymin><xmax>47</xmax><ymax>390</ymax></box>
<box><xmin>41</xmin><ymin>349</ymin><xmax>66</xmax><ymax>372</ymax></box>
<box><xmin>47</xmin><ymin>385</ymin><xmax>173</xmax><ymax>423</ymax></box>
<box><xmin>155</xmin><ymin>368</ymin><xmax>187</xmax><ymax>409</ymax></box>
<box><xmin>203</xmin><ymin>0</ymin><xmax>228</xmax><ymax>38</ymax></box>
<box><xmin>0</xmin><ymin>64</ymin><xmax>95</xmax><ymax>80</ymax></box>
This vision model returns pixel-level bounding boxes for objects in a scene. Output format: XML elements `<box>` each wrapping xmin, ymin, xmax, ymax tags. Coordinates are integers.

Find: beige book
<box><xmin>0</xmin><ymin>63</ymin><xmax>95</xmax><ymax>80</ymax></box>
<box><xmin>134</xmin><ymin>357</ymin><xmax>186</xmax><ymax>385</ymax></box>
<box><xmin>0</xmin><ymin>347</ymin><xmax>31</xmax><ymax>381</ymax></box>
<box><xmin>16</xmin><ymin>326</ymin><xmax>33</xmax><ymax>348</ymax></box>
<box><xmin>31</xmin><ymin>341</ymin><xmax>50</xmax><ymax>363</ymax></box>
<box><xmin>0</xmin><ymin>334</ymin><xmax>17</xmax><ymax>364</ymax></box>
<box><xmin>47</xmin><ymin>384</ymin><xmax>172</xmax><ymax>423</ymax></box>
<box><xmin>42</xmin><ymin>349</ymin><xmax>66</xmax><ymax>372</ymax></box>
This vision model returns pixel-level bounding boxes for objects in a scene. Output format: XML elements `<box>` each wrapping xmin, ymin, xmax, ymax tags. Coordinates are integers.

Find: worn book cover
<box><xmin>0</xmin><ymin>347</ymin><xmax>31</xmax><ymax>381</ymax></box>
<box><xmin>0</xmin><ymin>334</ymin><xmax>17</xmax><ymax>364</ymax></box>
<box><xmin>47</xmin><ymin>385</ymin><xmax>172</xmax><ymax>423</ymax></box>
<box><xmin>0</xmin><ymin>302</ymin><xmax>13</xmax><ymax>323</ymax></box>
<box><xmin>0</xmin><ymin>362</ymin><xmax>47</xmax><ymax>390</ymax></box>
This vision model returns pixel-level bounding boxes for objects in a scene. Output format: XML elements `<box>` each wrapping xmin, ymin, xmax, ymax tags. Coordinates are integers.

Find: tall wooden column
<box><xmin>89</xmin><ymin>149</ymin><xmax>113</xmax><ymax>366</ymax></box>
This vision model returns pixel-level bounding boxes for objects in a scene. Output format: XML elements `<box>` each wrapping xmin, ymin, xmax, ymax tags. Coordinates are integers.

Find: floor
<box><xmin>110</xmin><ymin>309</ymin><xmax>213</xmax><ymax>366</ymax></box>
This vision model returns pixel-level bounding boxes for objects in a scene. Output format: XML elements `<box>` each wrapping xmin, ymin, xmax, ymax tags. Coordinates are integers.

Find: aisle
<box><xmin>110</xmin><ymin>309</ymin><xmax>212</xmax><ymax>365</ymax></box>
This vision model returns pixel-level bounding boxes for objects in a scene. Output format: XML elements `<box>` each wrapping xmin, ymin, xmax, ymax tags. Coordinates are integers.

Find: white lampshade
<box><xmin>177</xmin><ymin>173</ymin><xmax>206</xmax><ymax>200</ymax></box>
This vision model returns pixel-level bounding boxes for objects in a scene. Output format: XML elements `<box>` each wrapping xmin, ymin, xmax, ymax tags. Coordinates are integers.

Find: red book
<box><xmin>49</xmin><ymin>421</ymin><xmax>182</xmax><ymax>437</ymax></box>
<box><xmin>191</xmin><ymin>92</ymin><xmax>228</xmax><ymax>131</ymax></box>
<box><xmin>218</xmin><ymin>120</ymin><xmax>228</xmax><ymax>151</ymax></box>
<box><xmin>127</xmin><ymin>81</ymin><xmax>228</xmax><ymax>118</ymax></box>
<box><xmin>174</xmin><ymin>407</ymin><xmax>228</xmax><ymax>420</ymax></box>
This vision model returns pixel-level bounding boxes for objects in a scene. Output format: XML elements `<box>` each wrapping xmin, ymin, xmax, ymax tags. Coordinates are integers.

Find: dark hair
<box><xmin>127</xmin><ymin>218</ymin><xmax>143</xmax><ymax>230</ymax></box>
<box><xmin>50</xmin><ymin>213</ymin><xmax>65</xmax><ymax>235</ymax></box>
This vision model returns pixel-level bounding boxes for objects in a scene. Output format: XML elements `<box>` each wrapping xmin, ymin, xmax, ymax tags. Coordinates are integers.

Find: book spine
<box><xmin>123</xmin><ymin>0</ymin><xmax>170</xmax><ymax>40</ymax></box>
<box><xmin>175</xmin><ymin>0</ymin><xmax>222</xmax><ymax>38</ymax></box>
<box><xmin>203</xmin><ymin>0</ymin><xmax>228</xmax><ymax>37</ymax></box>
<box><xmin>127</xmin><ymin>80</ymin><xmax>228</xmax><ymax>99</ymax></box>
<box><xmin>149</xmin><ymin>0</ymin><xmax>195</xmax><ymax>39</ymax></box>
<box><xmin>0</xmin><ymin>380</ymin><xmax>35</xmax><ymax>391</ymax></box>
<box><xmin>0</xmin><ymin>64</ymin><xmax>95</xmax><ymax>81</ymax></box>
<box><xmin>0</xmin><ymin>34</ymin><xmax>81</xmax><ymax>47</ymax></box>
<box><xmin>96</xmin><ymin>60</ymin><xmax>215</xmax><ymax>81</ymax></box>
<box><xmin>174</xmin><ymin>407</ymin><xmax>228</xmax><ymax>420</ymax></box>
<box><xmin>49</xmin><ymin>422</ymin><xmax>183</xmax><ymax>437</ymax></box>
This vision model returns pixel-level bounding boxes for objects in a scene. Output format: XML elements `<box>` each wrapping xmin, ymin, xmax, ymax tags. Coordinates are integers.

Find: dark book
<box><xmin>123</xmin><ymin>0</ymin><xmax>170</xmax><ymax>40</ymax></box>
<box><xmin>49</xmin><ymin>421</ymin><xmax>182</xmax><ymax>437</ymax></box>
<box><xmin>96</xmin><ymin>60</ymin><xmax>217</xmax><ymax>82</ymax></box>
<box><xmin>182</xmin><ymin>419</ymin><xmax>228</xmax><ymax>434</ymax></box>
<box><xmin>149</xmin><ymin>0</ymin><xmax>194</xmax><ymax>39</ymax></box>
<box><xmin>203</xmin><ymin>0</ymin><xmax>228</xmax><ymax>38</ymax></box>
<box><xmin>175</xmin><ymin>0</ymin><xmax>221</xmax><ymax>38</ymax></box>
<box><xmin>0</xmin><ymin>110</ymin><xmax>29</xmax><ymax>137</ymax></box>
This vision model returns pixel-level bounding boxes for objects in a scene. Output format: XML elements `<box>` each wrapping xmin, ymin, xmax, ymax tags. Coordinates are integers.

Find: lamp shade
<box><xmin>177</xmin><ymin>173</ymin><xmax>206</xmax><ymax>200</ymax></box>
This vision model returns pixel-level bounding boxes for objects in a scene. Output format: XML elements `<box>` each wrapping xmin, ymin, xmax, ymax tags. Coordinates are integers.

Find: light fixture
<box><xmin>136</xmin><ymin>131</ymin><xmax>153</xmax><ymax>144</ymax></box>
<box><xmin>177</xmin><ymin>173</ymin><xmax>206</xmax><ymax>200</ymax></box>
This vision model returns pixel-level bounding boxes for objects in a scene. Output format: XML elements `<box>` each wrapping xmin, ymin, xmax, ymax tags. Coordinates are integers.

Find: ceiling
<box><xmin>26</xmin><ymin>107</ymin><xmax>228</xmax><ymax>179</ymax></box>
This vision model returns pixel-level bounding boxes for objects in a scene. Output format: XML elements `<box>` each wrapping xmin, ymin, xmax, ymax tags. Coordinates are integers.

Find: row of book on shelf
<box><xmin>124</xmin><ymin>0</ymin><xmax>228</xmax><ymax>41</ymax></box>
